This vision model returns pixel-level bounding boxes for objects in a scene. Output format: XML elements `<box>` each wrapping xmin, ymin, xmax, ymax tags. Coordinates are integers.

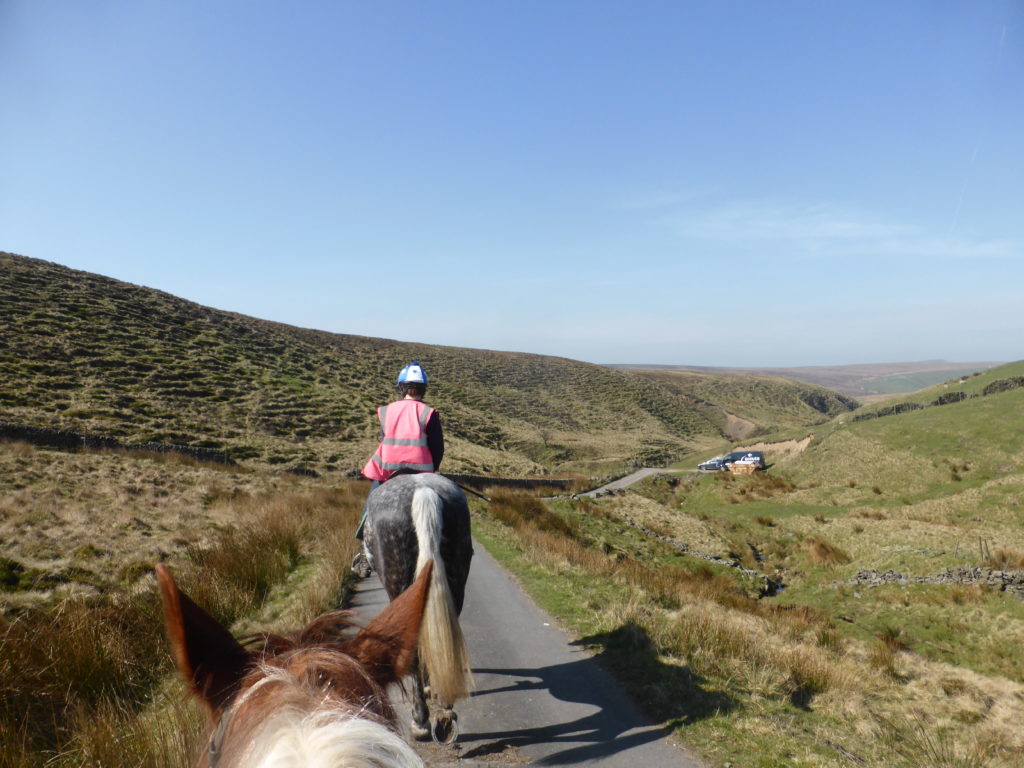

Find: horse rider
<box><xmin>352</xmin><ymin>361</ymin><xmax>444</xmax><ymax>574</ymax></box>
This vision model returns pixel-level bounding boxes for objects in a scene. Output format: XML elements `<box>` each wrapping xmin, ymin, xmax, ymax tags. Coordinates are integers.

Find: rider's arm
<box><xmin>426</xmin><ymin>411</ymin><xmax>444</xmax><ymax>471</ymax></box>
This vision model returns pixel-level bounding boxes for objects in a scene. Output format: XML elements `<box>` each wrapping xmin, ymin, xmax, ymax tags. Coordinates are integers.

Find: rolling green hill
<box><xmin>840</xmin><ymin>361</ymin><xmax>1024</xmax><ymax>429</ymax></box>
<box><xmin>0</xmin><ymin>253</ymin><xmax>853</xmax><ymax>477</ymax></box>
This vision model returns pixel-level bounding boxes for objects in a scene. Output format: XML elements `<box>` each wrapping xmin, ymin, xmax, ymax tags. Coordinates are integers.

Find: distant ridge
<box><xmin>606</xmin><ymin>361</ymin><xmax>1005</xmax><ymax>397</ymax></box>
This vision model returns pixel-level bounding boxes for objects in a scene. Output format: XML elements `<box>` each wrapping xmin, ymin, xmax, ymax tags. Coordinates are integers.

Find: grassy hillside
<box><xmin>630</xmin><ymin>368</ymin><xmax>858</xmax><ymax>439</ymax></box>
<box><xmin>0</xmin><ymin>253</ymin><xmax>850</xmax><ymax>476</ymax></box>
<box><xmin>865</xmin><ymin>367</ymin><xmax>996</xmax><ymax>395</ymax></box>
<box><xmin>470</xmin><ymin>368</ymin><xmax>1024</xmax><ymax>767</ymax></box>
<box><xmin>845</xmin><ymin>361</ymin><xmax>1024</xmax><ymax>420</ymax></box>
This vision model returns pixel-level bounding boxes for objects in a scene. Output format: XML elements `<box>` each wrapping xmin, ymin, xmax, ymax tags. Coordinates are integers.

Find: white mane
<box><xmin>245</xmin><ymin>709</ymin><xmax>422</xmax><ymax>768</ymax></box>
<box><xmin>224</xmin><ymin>667</ymin><xmax>422</xmax><ymax>768</ymax></box>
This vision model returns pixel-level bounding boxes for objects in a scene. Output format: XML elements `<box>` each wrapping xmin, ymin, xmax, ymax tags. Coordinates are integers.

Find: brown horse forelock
<box><xmin>203</xmin><ymin>615</ymin><xmax>399</xmax><ymax>767</ymax></box>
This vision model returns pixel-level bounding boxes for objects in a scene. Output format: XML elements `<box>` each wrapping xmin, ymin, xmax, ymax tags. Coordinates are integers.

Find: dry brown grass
<box><xmin>46</xmin><ymin>690</ymin><xmax>204</xmax><ymax>768</ymax></box>
<box><xmin>487</xmin><ymin>488</ymin><xmax>577</xmax><ymax>537</ymax></box>
<box><xmin>805</xmin><ymin>535</ymin><xmax>852</xmax><ymax>566</ymax></box>
<box><xmin>487</xmin><ymin>494</ymin><xmax>866</xmax><ymax>711</ymax></box>
<box><xmin>477</xmin><ymin>487</ymin><xmax>1024</xmax><ymax>766</ymax></box>
<box><xmin>0</xmin><ymin>464</ymin><xmax>365</xmax><ymax>767</ymax></box>
<box><xmin>1</xmin><ymin>440</ymin><xmax>35</xmax><ymax>459</ymax></box>
<box><xmin>877</xmin><ymin>711</ymin><xmax>1005</xmax><ymax>768</ymax></box>
<box><xmin>950</xmin><ymin>584</ymin><xmax>990</xmax><ymax>605</ymax></box>
<box><xmin>847</xmin><ymin>507</ymin><xmax>888</xmax><ymax>520</ymax></box>
<box><xmin>983</xmin><ymin>547</ymin><xmax>1024</xmax><ymax>570</ymax></box>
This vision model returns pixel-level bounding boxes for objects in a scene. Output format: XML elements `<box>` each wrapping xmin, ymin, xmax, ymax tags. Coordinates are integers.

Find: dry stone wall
<box><xmin>0</xmin><ymin>421</ymin><xmax>233</xmax><ymax>465</ymax></box>
<box><xmin>844</xmin><ymin>567</ymin><xmax>1024</xmax><ymax>599</ymax></box>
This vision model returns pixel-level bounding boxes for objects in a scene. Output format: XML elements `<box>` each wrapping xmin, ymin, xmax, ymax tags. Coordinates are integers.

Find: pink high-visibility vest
<box><xmin>361</xmin><ymin>399</ymin><xmax>436</xmax><ymax>482</ymax></box>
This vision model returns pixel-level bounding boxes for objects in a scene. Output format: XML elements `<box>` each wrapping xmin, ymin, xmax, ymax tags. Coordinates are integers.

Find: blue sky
<box><xmin>2</xmin><ymin>1</ymin><xmax>1021</xmax><ymax>367</ymax></box>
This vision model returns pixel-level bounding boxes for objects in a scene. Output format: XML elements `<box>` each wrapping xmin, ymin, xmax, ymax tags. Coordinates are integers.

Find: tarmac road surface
<box><xmin>576</xmin><ymin>468</ymin><xmax>695</xmax><ymax>498</ymax></box>
<box><xmin>349</xmin><ymin>543</ymin><xmax>702</xmax><ymax>768</ymax></box>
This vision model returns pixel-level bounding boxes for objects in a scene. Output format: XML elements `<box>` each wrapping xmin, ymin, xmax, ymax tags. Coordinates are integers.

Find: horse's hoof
<box><xmin>351</xmin><ymin>552</ymin><xmax>372</xmax><ymax>579</ymax></box>
<box><xmin>411</xmin><ymin>720</ymin><xmax>431</xmax><ymax>741</ymax></box>
<box><xmin>431</xmin><ymin>711</ymin><xmax>459</xmax><ymax>746</ymax></box>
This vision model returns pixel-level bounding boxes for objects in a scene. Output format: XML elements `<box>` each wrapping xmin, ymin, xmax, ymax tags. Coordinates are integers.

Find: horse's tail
<box><xmin>411</xmin><ymin>486</ymin><xmax>472</xmax><ymax>709</ymax></box>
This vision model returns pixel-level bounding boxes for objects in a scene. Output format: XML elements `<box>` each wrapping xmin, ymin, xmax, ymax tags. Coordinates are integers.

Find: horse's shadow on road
<box><xmin>460</xmin><ymin>622</ymin><xmax>734</xmax><ymax>765</ymax></box>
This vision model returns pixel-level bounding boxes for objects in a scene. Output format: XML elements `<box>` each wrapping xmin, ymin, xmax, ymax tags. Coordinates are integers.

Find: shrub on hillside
<box><xmin>932</xmin><ymin>391</ymin><xmax>967</xmax><ymax>406</ymax></box>
<box><xmin>981</xmin><ymin>377</ymin><xmax>1024</xmax><ymax>396</ymax></box>
<box><xmin>853</xmin><ymin>402</ymin><xmax>924</xmax><ymax>422</ymax></box>
<box><xmin>805</xmin><ymin>536</ymin><xmax>851</xmax><ymax>566</ymax></box>
<box><xmin>983</xmin><ymin>547</ymin><xmax>1024</xmax><ymax>571</ymax></box>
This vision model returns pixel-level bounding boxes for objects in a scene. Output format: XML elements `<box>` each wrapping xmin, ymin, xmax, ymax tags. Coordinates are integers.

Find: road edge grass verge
<box><xmin>469</xmin><ymin>493</ymin><xmax>1022</xmax><ymax>768</ymax></box>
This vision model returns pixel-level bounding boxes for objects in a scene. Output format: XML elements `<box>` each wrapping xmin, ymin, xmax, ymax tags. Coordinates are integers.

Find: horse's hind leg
<box><xmin>410</xmin><ymin>670</ymin><xmax>430</xmax><ymax>741</ymax></box>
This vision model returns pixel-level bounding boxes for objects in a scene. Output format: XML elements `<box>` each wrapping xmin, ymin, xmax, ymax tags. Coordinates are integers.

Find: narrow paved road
<box><xmin>350</xmin><ymin>544</ymin><xmax>701</xmax><ymax>768</ymax></box>
<box><xmin>578</xmin><ymin>468</ymin><xmax>664</xmax><ymax>497</ymax></box>
<box><xmin>578</xmin><ymin>468</ymin><xmax>694</xmax><ymax>498</ymax></box>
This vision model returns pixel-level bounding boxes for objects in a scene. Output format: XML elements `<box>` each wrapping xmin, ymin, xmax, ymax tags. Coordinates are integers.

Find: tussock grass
<box><xmin>806</xmin><ymin>535</ymin><xmax>852</xmax><ymax>566</ymax></box>
<box><xmin>0</xmin><ymin>591</ymin><xmax>166</xmax><ymax>764</ymax></box>
<box><xmin>485</xmin><ymin>494</ymin><xmax>860</xmax><ymax>707</ymax></box>
<box><xmin>878</xmin><ymin>712</ymin><xmax>1004</xmax><ymax>768</ymax></box>
<box><xmin>0</xmin><ymin>481</ymin><xmax>364</xmax><ymax>766</ymax></box>
<box><xmin>1</xmin><ymin>440</ymin><xmax>35</xmax><ymax>459</ymax></box>
<box><xmin>46</xmin><ymin>693</ymin><xmax>204</xmax><ymax>768</ymax></box>
<box><xmin>488</xmin><ymin>488</ymin><xmax>577</xmax><ymax>537</ymax></box>
<box><xmin>983</xmin><ymin>547</ymin><xmax>1024</xmax><ymax>570</ymax></box>
<box><xmin>869</xmin><ymin>627</ymin><xmax>910</xmax><ymax>679</ymax></box>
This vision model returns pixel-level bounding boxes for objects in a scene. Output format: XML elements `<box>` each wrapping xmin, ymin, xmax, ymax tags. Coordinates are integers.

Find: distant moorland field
<box><xmin>609</xmin><ymin>361</ymin><xmax>1004</xmax><ymax>397</ymax></box>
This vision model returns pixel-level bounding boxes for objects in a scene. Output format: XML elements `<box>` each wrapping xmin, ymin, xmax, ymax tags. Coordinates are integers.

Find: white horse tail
<box><xmin>411</xmin><ymin>486</ymin><xmax>472</xmax><ymax>709</ymax></box>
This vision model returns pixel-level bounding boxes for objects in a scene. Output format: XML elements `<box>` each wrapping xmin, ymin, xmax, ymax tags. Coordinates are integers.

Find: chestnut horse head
<box><xmin>156</xmin><ymin>561</ymin><xmax>432</xmax><ymax>768</ymax></box>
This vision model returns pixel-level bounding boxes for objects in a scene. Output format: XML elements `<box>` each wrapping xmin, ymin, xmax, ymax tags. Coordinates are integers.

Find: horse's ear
<box><xmin>155</xmin><ymin>564</ymin><xmax>250</xmax><ymax>713</ymax></box>
<box><xmin>349</xmin><ymin>560</ymin><xmax>433</xmax><ymax>686</ymax></box>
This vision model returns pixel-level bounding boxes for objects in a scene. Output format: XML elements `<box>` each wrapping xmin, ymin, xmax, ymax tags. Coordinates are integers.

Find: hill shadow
<box><xmin>460</xmin><ymin>622</ymin><xmax>733</xmax><ymax>765</ymax></box>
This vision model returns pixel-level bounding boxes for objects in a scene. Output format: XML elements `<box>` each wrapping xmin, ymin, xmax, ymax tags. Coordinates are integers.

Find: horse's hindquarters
<box><xmin>364</xmin><ymin>474</ymin><xmax>473</xmax><ymax>735</ymax></box>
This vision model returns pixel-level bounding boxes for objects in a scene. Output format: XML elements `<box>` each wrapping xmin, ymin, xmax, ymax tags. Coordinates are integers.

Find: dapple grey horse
<box><xmin>362</xmin><ymin>473</ymin><xmax>473</xmax><ymax>744</ymax></box>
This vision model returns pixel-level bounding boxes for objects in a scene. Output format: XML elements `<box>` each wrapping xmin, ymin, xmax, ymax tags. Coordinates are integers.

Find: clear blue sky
<box><xmin>2</xmin><ymin>1</ymin><xmax>1021</xmax><ymax>367</ymax></box>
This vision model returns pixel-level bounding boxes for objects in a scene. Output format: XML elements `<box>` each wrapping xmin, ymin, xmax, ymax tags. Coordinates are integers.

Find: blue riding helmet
<box><xmin>397</xmin><ymin>361</ymin><xmax>428</xmax><ymax>386</ymax></box>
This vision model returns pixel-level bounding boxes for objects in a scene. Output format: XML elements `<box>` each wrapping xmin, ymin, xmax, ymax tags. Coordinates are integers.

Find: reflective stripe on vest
<box><xmin>361</xmin><ymin>399</ymin><xmax>435</xmax><ymax>480</ymax></box>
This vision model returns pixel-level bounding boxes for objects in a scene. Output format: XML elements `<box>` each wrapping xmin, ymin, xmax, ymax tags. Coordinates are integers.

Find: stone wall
<box><xmin>844</xmin><ymin>567</ymin><xmax>1024</xmax><ymax>599</ymax></box>
<box><xmin>443</xmin><ymin>473</ymin><xmax>576</xmax><ymax>492</ymax></box>
<box><xmin>0</xmin><ymin>421</ymin><xmax>233</xmax><ymax>465</ymax></box>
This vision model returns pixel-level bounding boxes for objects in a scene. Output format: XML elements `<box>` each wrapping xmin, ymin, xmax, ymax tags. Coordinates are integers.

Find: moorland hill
<box><xmin>627</xmin><ymin>368</ymin><xmax>859</xmax><ymax>440</ymax></box>
<box><xmin>0</xmin><ymin>253</ymin><xmax>855</xmax><ymax>476</ymax></box>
